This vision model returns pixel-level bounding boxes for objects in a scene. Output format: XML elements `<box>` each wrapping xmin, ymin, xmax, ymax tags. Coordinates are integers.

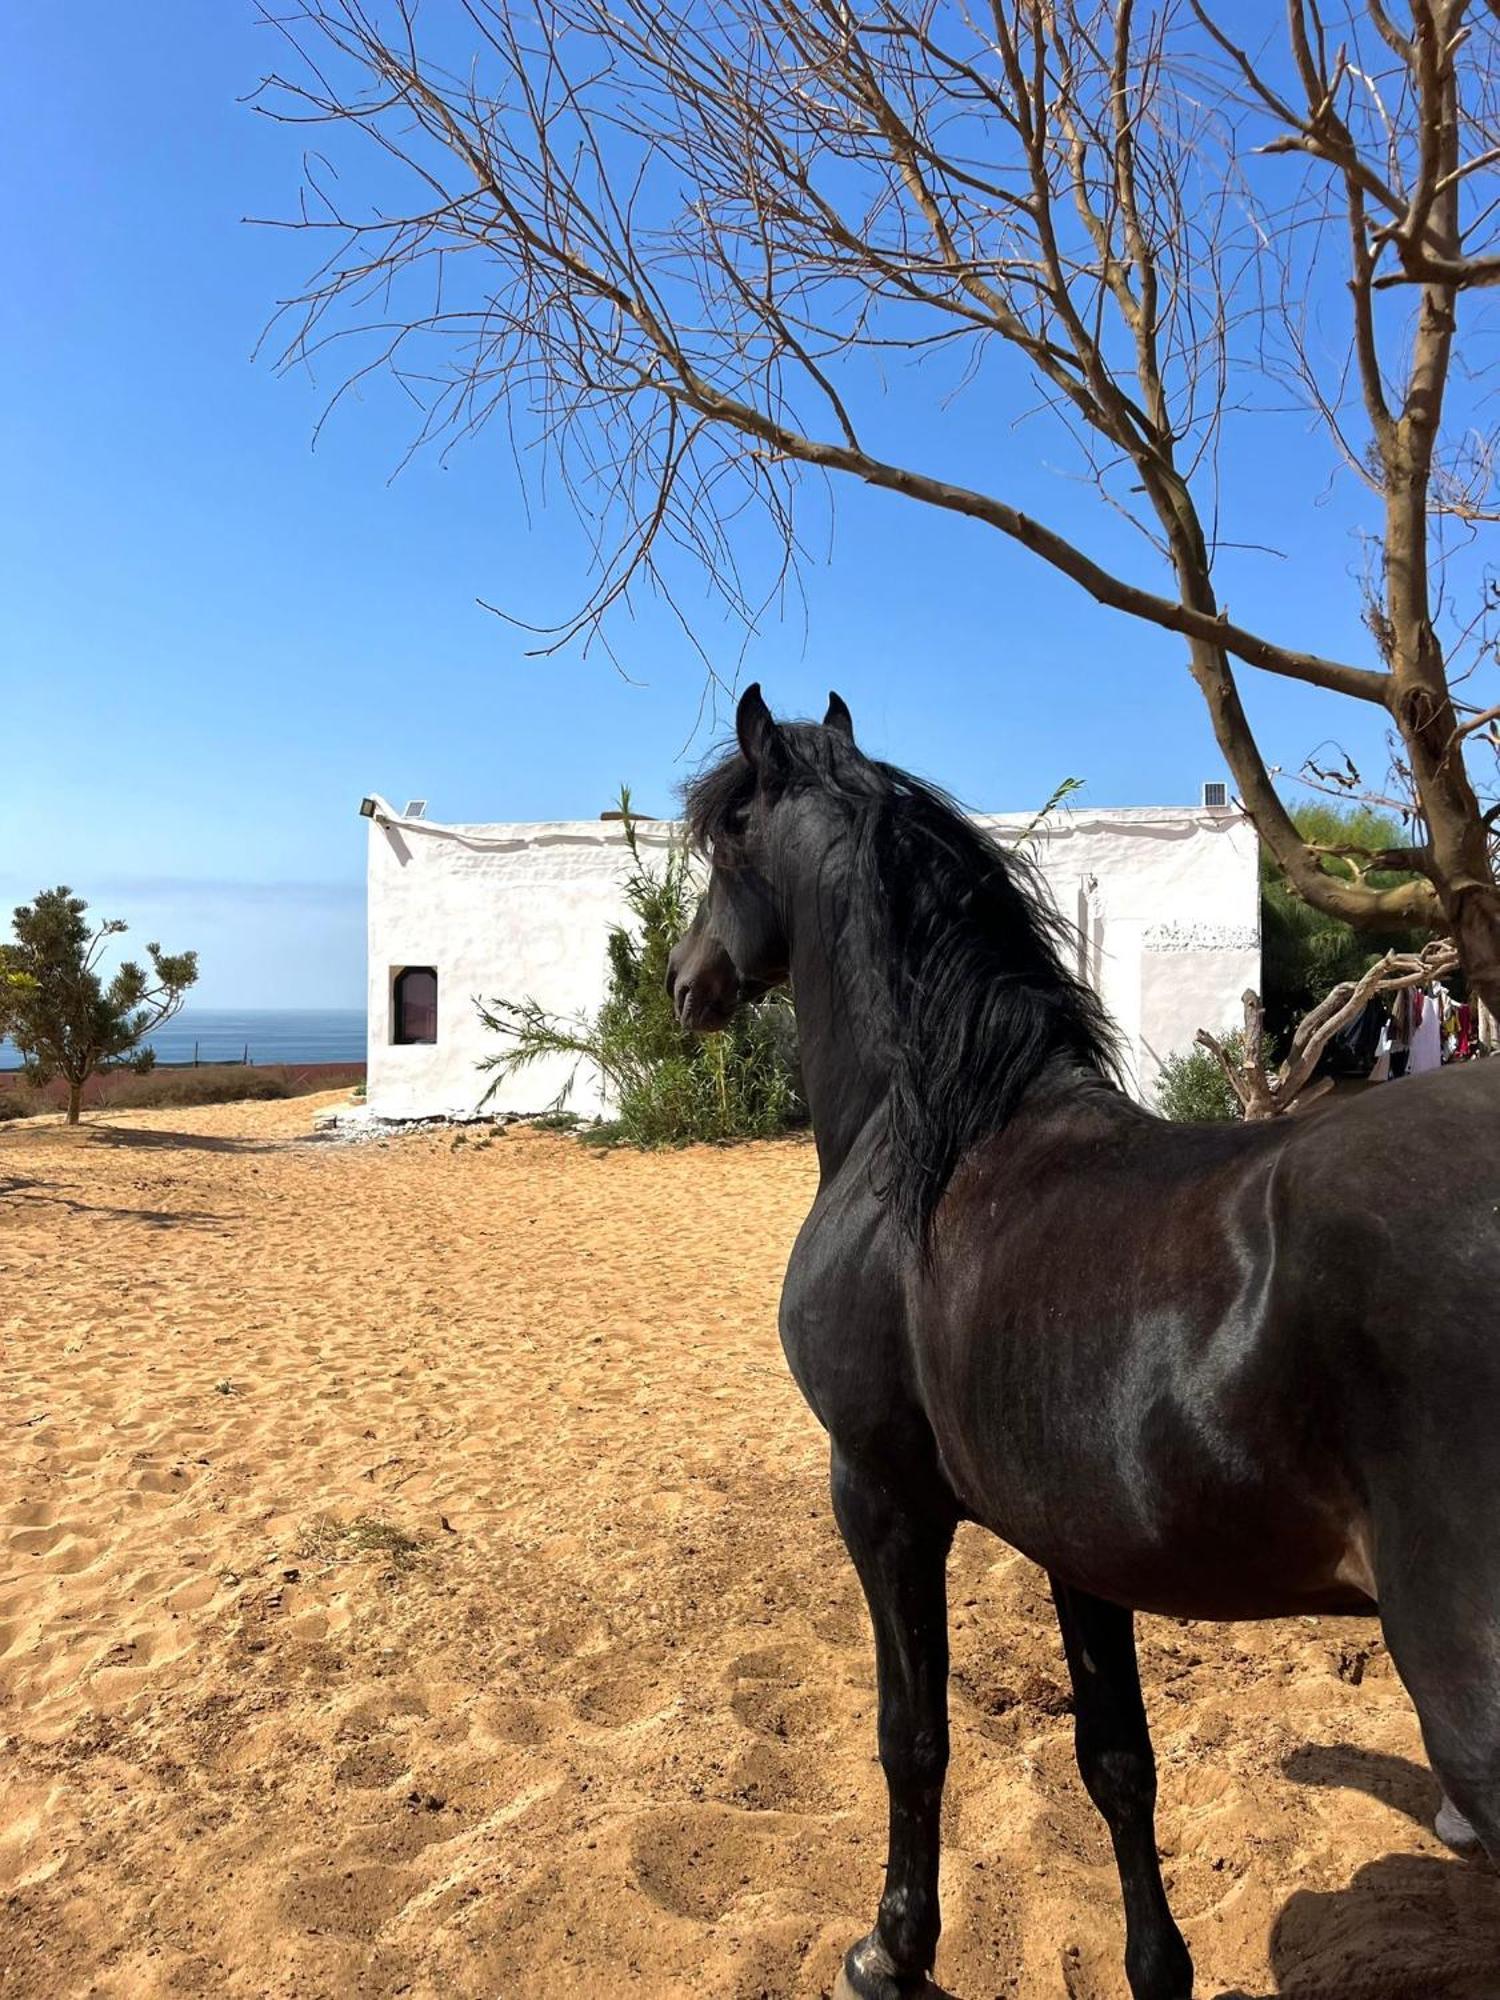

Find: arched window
<box><xmin>393</xmin><ymin>966</ymin><xmax>438</xmax><ymax>1045</ymax></box>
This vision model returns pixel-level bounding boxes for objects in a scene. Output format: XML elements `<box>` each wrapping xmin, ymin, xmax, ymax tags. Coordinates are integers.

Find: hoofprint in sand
<box><xmin>2</xmin><ymin>1097</ymin><xmax>1495</xmax><ymax>1998</ymax></box>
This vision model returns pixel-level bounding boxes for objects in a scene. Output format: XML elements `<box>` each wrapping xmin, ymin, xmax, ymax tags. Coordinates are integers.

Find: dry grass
<box><xmin>297</xmin><ymin>1514</ymin><xmax>426</xmax><ymax>1573</ymax></box>
<box><xmin>0</xmin><ymin>1063</ymin><xmax>364</xmax><ymax>1117</ymax></box>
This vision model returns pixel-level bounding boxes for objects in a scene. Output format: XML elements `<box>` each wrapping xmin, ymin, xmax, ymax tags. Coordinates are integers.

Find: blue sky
<box><xmin>2</xmin><ymin>4</ymin><xmax>1422</xmax><ymax>1005</ymax></box>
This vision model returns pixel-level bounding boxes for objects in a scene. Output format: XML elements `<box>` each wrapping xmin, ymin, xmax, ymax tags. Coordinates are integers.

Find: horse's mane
<box><xmin>684</xmin><ymin>725</ymin><xmax>1120</xmax><ymax>1246</ymax></box>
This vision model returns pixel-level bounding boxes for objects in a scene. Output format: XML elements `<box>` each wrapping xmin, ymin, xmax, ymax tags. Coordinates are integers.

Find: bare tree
<box><xmin>1198</xmin><ymin>936</ymin><xmax>1460</xmax><ymax>1116</ymax></box>
<box><xmin>255</xmin><ymin>0</ymin><xmax>1500</xmax><ymax>1009</ymax></box>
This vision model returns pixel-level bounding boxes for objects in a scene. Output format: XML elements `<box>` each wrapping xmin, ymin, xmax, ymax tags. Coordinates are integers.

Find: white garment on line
<box><xmin>1370</xmin><ymin>1022</ymin><xmax>1392</xmax><ymax>1084</ymax></box>
<box><xmin>1408</xmin><ymin>988</ymin><xmax>1443</xmax><ymax>1075</ymax></box>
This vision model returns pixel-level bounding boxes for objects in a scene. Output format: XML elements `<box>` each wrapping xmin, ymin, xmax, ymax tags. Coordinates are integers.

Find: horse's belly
<box><xmin>1045</xmin><ymin>1540</ymin><xmax>1374</xmax><ymax>1622</ymax></box>
<box><xmin>924</xmin><ymin>1369</ymin><xmax>1370</xmax><ymax>1621</ymax></box>
<box><xmin>954</xmin><ymin>1471</ymin><xmax>1372</xmax><ymax>1619</ymax></box>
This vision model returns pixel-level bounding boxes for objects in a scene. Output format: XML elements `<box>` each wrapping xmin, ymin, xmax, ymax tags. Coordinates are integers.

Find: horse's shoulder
<box><xmin>786</xmin><ymin>1158</ymin><xmax>896</xmax><ymax>1292</ymax></box>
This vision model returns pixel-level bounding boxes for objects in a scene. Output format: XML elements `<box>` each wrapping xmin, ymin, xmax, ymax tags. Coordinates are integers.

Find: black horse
<box><xmin>666</xmin><ymin>687</ymin><xmax>1500</xmax><ymax>2000</ymax></box>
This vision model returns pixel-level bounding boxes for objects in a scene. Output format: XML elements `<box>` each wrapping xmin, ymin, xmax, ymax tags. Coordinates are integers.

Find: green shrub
<box><xmin>1155</xmin><ymin>1037</ymin><xmax>1245</xmax><ymax>1123</ymax></box>
<box><xmin>479</xmin><ymin>791</ymin><xmax>801</xmax><ymax>1145</ymax></box>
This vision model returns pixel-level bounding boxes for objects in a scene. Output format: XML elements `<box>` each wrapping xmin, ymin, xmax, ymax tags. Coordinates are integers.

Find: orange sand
<box><xmin>3</xmin><ymin>1098</ymin><xmax>1496</xmax><ymax>1998</ymax></box>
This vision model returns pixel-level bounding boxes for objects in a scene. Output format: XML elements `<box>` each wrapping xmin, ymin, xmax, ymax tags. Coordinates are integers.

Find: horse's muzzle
<box><xmin>667</xmin><ymin>932</ymin><xmax>745</xmax><ymax>1032</ymax></box>
<box><xmin>672</xmin><ymin>977</ymin><xmax>739</xmax><ymax>1032</ymax></box>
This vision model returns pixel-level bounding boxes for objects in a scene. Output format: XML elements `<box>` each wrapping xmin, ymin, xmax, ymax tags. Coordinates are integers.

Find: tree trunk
<box><xmin>1451</xmin><ymin>890</ymin><xmax>1500</xmax><ymax>1025</ymax></box>
<box><xmin>66</xmin><ymin>1079</ymin><xmax>82</xmax><ymax>1125</ymax></box>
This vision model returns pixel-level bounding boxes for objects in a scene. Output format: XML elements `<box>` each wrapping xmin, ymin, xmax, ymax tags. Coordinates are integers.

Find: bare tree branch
<box><xmin>253</xmin><ymin>0</ymin><xmax>1500</xmax><ymax>1002</ymax></box>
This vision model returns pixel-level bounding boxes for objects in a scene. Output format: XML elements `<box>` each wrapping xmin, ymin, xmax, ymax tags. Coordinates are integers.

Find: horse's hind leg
<box><xmin>1436</xmin><ymin>1792</ymin><xmax>1485</xmax><ymax>1856</ymax></box>
<box><xmin>1051</xmin><ymin>1579</ymin><xmax>1194</xmax><ymax>2000</ymax></box>
<box><xmin>830</xmin><ymin>1447</ymin><xmax>958</xmax><ymax>2000</ymax></box>
<box><xmin>1375</xmin><ymin>1529</ymin><xmax>1500</xmax><ymax>1864</ymax></box>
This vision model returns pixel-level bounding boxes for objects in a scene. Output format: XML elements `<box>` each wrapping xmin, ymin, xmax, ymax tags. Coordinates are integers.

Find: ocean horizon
<box><xmin>0</xmin><ymin>1007</ymin><xmax>367</xmax><ymax>1071</ymax></box>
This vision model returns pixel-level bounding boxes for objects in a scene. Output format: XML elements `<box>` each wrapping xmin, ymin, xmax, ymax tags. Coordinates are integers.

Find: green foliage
<box><xmin>1013</xmin><ymin>775</ymin><xmax>1086</xmax><ymax>846</ymax></box>
<box><xmin>1261</xmin><ymin>805</ymin><xmax>1428</xmax><ymax>1043</ymax></box>
<box><xmin>0</xmin><ymin>887</ymin><xmax>199</xmax><ymax>1121</ymax></box>
<box><xmin>478</xmin><ymin>791</ymin><xmax>801</xmax><ymax>1145</ymax></box>
<box><xmin>1155</xmin><ymin>1035</ymin><xmax>1245</xmax><ymax>1124</ymax></box>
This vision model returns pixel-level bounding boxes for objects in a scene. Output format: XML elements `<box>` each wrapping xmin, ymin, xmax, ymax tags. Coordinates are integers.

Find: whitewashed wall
<box><xmin>364</xmin><ymin>798</ymin><xmax>1259</xmax><ymax>1122</ymax></box>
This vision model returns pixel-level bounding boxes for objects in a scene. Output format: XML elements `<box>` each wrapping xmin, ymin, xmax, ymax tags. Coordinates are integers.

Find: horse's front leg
<box><xmin>1050</xmin><ymin>1578</ymin><xmax>1193</xmax><ymax>2000</ymax></box>
<box><xmin>831</xmin><ymin>1447</ymin><xmax>957</xmax><ymax>2000</ymax></box>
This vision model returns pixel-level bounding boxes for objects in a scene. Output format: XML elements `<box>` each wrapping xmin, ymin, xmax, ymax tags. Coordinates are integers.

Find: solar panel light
<box><xmin>1202</xmin><ymin>780</ymin><xmax>1229</xmax><ymax>809</ymax></box>
<box><xmin>359</xmin><ymin>797</ymin><xmax>378</xmax><ymax>819</ymax></box>
<box><xmin>404</xmin><ymin>799</ymin><xmax>428</xmax><ymax>819</ymax></box>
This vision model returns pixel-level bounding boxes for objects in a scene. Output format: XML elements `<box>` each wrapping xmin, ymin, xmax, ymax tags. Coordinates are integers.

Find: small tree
<box><xmin>478</xmin><ymin>795</ymin><xmax>801</xmax><ymax>1143</ymax></box>
<box><xmin>1155</xmin><ymin>1036</ymin><xmax>1246</xmax><ymax>1124</ymax></box>
<box><xmin>0</xmin><ymin>888</ymin><xmax>199</xmax><ymax>1125</ymax></box>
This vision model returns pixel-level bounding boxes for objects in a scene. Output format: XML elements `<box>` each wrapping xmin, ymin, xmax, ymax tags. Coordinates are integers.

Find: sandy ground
<box><xmin>3</xmin><ymin>1097</ymin><xmax>1498</xmax><ymax>2000</ymax></box>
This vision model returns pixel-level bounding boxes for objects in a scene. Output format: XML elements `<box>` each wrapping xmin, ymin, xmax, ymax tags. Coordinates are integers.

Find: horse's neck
<box><xmin>785</xmin><ymin>848</ymin><xmax>1129</xmax><ymax>1183</ymax></box>
<box><xmin>787</xmin><ymin>887</ymin><xmax>897</xmax><ymax>1177</ymax></box>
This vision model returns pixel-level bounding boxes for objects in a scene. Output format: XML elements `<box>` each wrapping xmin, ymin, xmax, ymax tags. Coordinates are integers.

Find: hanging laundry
<box><xmin>1456</xmin><ymin>1002</ymin><xmax>1476</xmax><ymax>1059</ymax></box>
<box><xmin>1325</xmin><ymin>995</ymin><xmax>1389</xmax><ymax>1079</ymax></box>
<box><xmin>1390</xmin><ymin>986</ymin><xmax>1416</xmax><ymax>1079</ymax></box>
<box><xmin>1408</xmin><ymin>986</ymin><xmax>1443</xmax><ymax>1075</ymax></box>
<box><xmin>1370</xmin><ymin>1020</ymin><xmax>1393</xmax><ymax>1084</ymax></box>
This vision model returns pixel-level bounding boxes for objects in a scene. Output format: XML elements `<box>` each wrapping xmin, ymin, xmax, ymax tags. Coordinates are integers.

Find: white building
<box><xmin>362</xmin><ymin>795</ymin><xmax>1260</xmax><ymax>1123</ymax></box>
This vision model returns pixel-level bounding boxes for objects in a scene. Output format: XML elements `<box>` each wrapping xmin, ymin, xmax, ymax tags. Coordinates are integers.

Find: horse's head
<box><xmin>667</xmin><ymin>684</ymin><xmax>855</xmax><ymax>1031</ymax></box>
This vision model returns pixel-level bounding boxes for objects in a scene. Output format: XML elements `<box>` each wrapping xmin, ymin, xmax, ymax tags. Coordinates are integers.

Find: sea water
<box><xmin>0</xmin><ymin>1008</ymin><xmax>367</xmax><ymax>1070</ymax></box>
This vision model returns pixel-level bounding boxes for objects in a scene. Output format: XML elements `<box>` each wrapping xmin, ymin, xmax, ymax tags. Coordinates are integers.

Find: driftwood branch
<box><xmin>1196</xmin><ymin>938</ymin><xmax>1463</xmax><ymax>1118</ymax></box>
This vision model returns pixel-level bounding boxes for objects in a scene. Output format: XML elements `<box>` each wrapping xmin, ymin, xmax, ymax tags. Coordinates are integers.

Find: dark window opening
<box><xmin>393</xmin><ymin>966</ymin><xmax>438</xmax><ymax>1045</ymax></box>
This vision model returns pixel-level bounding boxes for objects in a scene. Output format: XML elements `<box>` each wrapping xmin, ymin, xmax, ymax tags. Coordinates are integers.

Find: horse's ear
<box><xmin>823</xmin><ymin>691</ymin><xmax>855</xmax><ymax>740</ymax></box>
<box><xmin>736</xmin><ymin>683</ymin><xmax>788</xmax><ymax>781</ymax></box>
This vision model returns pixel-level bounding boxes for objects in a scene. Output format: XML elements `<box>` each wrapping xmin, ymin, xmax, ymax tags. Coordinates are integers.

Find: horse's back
<box><xmin>1277</xmin><ymin>1062</ymin><xmax>1500</xmax><ymax>1518</ymax></box>
<box><xmin>1277</xmin><ymin>1061</ymin><xmax>1500</xmax><ymax>1343</ymax></box>
<box><xmin>1288</xmin><ymin>1055</ymin><xmax>1500</xmax><ymax>1181</ymax></box>
<box><xmin>912</xmin><ymin>1065</ymin><xmax>1500</xmax><ymax>1617</ymax></box>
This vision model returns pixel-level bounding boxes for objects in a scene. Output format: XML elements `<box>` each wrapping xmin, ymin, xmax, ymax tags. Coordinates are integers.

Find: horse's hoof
<box><xmin>834</xmin><ymin>1933</ymin><xmax>934</xmax><ymax>2000</ymax></box>
<box><xmin>834</xmin><ymin>1975</ymin><xmax>936</xmax><ymax>2000</ymax></box>
<box><xmin>1436</xmin><ymin>1793</ymin><xmax>1486</xmax><ymax>1858</ymax></box>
